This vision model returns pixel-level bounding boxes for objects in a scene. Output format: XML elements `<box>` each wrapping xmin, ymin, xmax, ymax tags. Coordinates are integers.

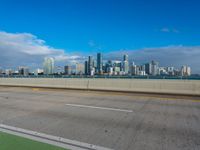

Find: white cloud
<box><xmin>160</xmin><ymin>28</ymin><xmax>170</xmax><ymax>32</ymax></box>
<box><xmin>88</xmin><ymin>40</ymin><xmax>96</xmax><ymax>47</ymax></box>
<box><xmin>0</xmin><ymin>31</ymin><xmax>83</xmax><ymax>69</ymax></box>
<box><xmin>54</xmin><ymin>55</ymin><xmax>82</xmax><ymax>62</ymax></box>
<box><xmin>88</xmin><ymin>40</ymin><xmax>102</xmax><ymax>50</ymax></box>
<box><xmin>105</xmin><ymin>46</ymin><xmax>200</xmax><ymax>74</ymax></box>
<box><xmin>160</xmin><ymin>28</ymin><xmax>179</xmax><ymax>33</ymax></box>
<box><xmin>172</xmin><ymin>29</ymin><xmax>179</xmax><ymax>33</ymax></box>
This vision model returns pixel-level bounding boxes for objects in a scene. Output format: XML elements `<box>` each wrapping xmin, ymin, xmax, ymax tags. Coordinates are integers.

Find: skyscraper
<box><xmin>97</xmin><ymin>53</ymin><xmax>103</xmax><ymax>74</ymax></box>
<box><xmin>122</xmin><ymin>54</ymin><xmax>129</xmax><ymax>74</ymax></box>
<box><xmin>84</xmin><ymin>61</ymin><xmax>88</xmax><ymax>75</ymax></box>
<box><xmin>43</xmin><ymin>57</ymin><xmax>54</xmax><ymax>75</ymax></box>
<box><xmin>88</xmin><ymin>56</ymin><xmax>94</xmax><ymax>75</ymax></box>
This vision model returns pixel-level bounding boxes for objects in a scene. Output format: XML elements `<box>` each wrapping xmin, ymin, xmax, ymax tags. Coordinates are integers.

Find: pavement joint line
<box><xmin>143</xmin><ymin>96</ymin><xmax>200</xmax><ymax>102</ymax></box>
<box><xmin>65</xmin><ymin>104</ymin><xmax>133</xmax><ymax>113</ymax></box>
<box><xmin>0</xmin><ymin>124</ymin><xmax>113</xmax><ymax>150</ymax></box>
<box><xmin>106</xmin><ymin>92</ymin><xmax>200</xmax><ymax>102</ymax></box>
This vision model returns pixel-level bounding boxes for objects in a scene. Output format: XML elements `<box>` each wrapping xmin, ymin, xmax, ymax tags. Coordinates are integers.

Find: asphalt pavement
<box><xmin>0</xmin><ymin>86</ymin><xmax>199</xmax><ymax>150</ymax></box>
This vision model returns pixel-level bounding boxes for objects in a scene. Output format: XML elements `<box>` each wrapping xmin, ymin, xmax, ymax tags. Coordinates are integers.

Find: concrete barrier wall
<box><xmin>0</xmin><ymin>78</ymin><xmax>200</xmax><ymax>96</ymax></box>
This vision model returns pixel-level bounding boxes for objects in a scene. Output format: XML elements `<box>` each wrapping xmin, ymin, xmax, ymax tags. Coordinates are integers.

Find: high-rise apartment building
<box><xmin>151</xmin><ymin>60</ymin><xmax>159</xmax><ymax>76</ymax></box>
<box><xmin>43</xmin><ymin>57</ymin><xmax>54</xmax><ymax>75</ymax></box>
<box><xmin>145</xmin><ymin>63</ymin><xmax>152</xmax><ymax>75</ymax></box>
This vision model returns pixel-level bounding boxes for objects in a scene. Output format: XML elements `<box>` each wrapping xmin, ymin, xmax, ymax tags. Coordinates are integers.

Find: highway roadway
<box><xmin>0</xmin><ymin>86</ymin><xmax>200</xmax><ymax>150</ymax></box>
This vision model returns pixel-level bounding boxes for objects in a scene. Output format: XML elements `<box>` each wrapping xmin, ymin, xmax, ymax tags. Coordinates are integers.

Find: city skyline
<box><xmin>0</xmin><ymin>0</ymin><xmax>200</xmax><ymax>73</ymax></box>
<box><xmin>0</xmin><ymin>53</ymin><xmax>193</xmax><ymax>77</ymax></box>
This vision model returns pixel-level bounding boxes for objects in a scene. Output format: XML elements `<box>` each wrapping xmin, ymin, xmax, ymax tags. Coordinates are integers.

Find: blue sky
<box><xmin>0</xmin><ymin>0</ymin><xmax>200</xmax><ymax>53</ymax></box>
<box><xmin>0</xmin><ymin>0</ymin><xmax>200</xmax><ymax>73</ymax></box>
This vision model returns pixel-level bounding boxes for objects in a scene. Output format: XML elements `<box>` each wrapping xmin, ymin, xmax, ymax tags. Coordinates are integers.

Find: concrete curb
<box><xmin>0</xmin><ymin>124</ymin><xmax>113</xmax><ymax>150</ymax></box>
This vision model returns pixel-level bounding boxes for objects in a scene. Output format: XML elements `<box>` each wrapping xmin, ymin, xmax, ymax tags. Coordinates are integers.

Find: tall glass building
<box><xmin>88</xmin><ymin>56</ymin><xmax>93</xmax><ymax>75</ymax></box>
<box><xmin>122</xmin><ymin>54</ymin><xmax>129</xmax><ymax>74</ymax></box>
<box><xmin>97</xmin><ymin>53</ymin><xmax>103</xmax><ymax>74</ymax></box>
<box><xmin>43</xmin><ymin>57</ymin><xmax>54</xmax><ymax>75</ymax></box>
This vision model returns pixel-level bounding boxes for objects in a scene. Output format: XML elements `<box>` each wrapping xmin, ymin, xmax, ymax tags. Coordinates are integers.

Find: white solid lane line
<box><xmin>65</xmin><ymin>104</ymin><xmax>133</xmax><ymax>113</ymax></box>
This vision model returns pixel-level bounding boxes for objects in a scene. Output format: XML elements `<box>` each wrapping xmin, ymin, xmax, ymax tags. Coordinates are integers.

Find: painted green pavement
<box><xmin>0</xmin><ymin>131</ymin><xmax>68</xmax><ymax>150</ymax></box>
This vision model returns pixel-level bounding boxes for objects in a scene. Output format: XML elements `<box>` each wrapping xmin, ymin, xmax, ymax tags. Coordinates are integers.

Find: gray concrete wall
<box><xmin>0</xmin><ymin>78</ymin><xmax>200</xmax><ymax>96</ymax></box>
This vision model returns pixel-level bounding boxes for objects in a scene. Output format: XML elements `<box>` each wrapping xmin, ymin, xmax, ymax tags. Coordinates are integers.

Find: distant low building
<box><xmin>90</xmin><ymin>67</ymin><xmax>95</xmax><ymax>76</ymax></box>
<box><xmin>18</xmin><ymin>66</ymin><xmax>29</xmax><ymax>76</ymax></box>
<box><xmin>130</xmin><ymin>63</ymin><xmax>137</xmax><ymax>75</ymax></box>
<box><xmin>5</xmin><ymin>69</ymin><xmax>13</xmax><ymax>76</ymax></box>
<box><xmin>166</xmin><ymin>67</ymin><xmax>175</xmax><ymax>76</ymax></box>
<box><xmin>113</xmin><ymin>66</ymin><xmax>121</xmax><ymax>75</ymax></box>
<box><xmin>159</xmin><ymin>67</ymin><xmax>168</xmax><ymax>75</ymax></box>
<box><xmin>181</xmin><ymin>66</ymin><xmax>191</xmax><ymax>76</ymax></box>
<box><xmin>0</xmin><ymin>69</ymin><xmax>3</xmax><ymax>74</ymax></box>
<box><xmin>138</xmin><ymin>70</ymin><xmax>146</xmax><ymax>76</ymax></box>
<box><xmin>108</xmin><ymin>67</ymin><xmax>113</xmax><ymax>75</ymax></box>
<box><xmin>75</xmin><ymin>63</ymin><xmax>84</xmax><ymax>75</ymax></box>
<box><xmin>34</xmin><ymin>68</ymin><xmax>43</xmax><ymax>75</ymax></box>
<box><xmin>64</xmin><ymin>65</ymin><xmax>71</xmax><ymax>75</ymax></box>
